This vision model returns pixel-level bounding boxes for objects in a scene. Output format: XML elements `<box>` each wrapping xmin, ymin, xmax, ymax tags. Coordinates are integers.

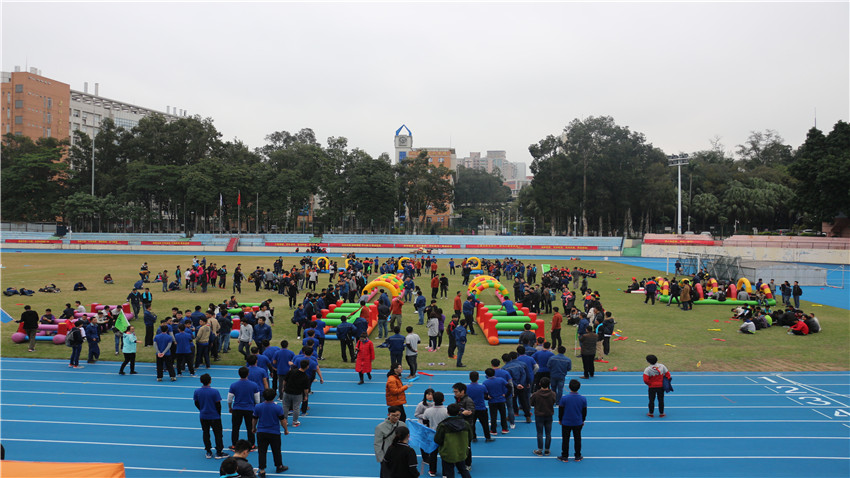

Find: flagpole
<box><xmin>256</xmin><ymin>192</ymin><xmax>259</xmax><ymax>234</ymax></box>
<box><xmin>237</xmin><ymin>190</ymin><xmax>241</xmax><ymax>236</ymax></box>
<box><xmin>219</xmin><ymin>193</ymin><xmax>222</xmax><ymax>234</ymax></box>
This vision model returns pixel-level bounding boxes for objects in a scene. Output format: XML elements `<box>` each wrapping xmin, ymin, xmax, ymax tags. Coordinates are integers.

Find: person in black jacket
<box><xmin>219</xmin><ymin>440</ymin><xmax>256</xmax><ymax>477</ymax></box>
<box><xmin>382</xmin><ymin>427</ymin><xmax>419</xmax><ymax>478</ymax></box>
<box><xmin>18</xmin><ymin>305</ymin><xmax>40</xmax><ymax>352</ymax></box>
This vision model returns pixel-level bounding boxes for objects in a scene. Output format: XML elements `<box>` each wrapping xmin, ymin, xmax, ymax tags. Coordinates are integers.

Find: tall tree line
<box><xmin>2</xmin><ymin>114</ymin><xmax>846</xmax><ymax>236</ymax></box>
<box><xmin>520</xmin><ymin>116</ymin><xmax>848</xmax><ymax>237</ymax></box>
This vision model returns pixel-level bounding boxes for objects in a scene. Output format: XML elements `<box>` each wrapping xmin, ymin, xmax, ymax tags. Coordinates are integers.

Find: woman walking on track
<box><xmin>643</xmin><ymin>354</ymin><xmax>671</xmax><ymax>417</ymax></box>
<box><xmin>356</xmin><ymin>332</ymin><xmax>375</xmax><ymax>384</ymax></box>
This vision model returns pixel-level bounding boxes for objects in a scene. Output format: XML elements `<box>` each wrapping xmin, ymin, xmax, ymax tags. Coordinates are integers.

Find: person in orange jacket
<box><xmin>385</xmin><ymin>363</ymin><xmax>410</xmax><ymax>422</ymax></box>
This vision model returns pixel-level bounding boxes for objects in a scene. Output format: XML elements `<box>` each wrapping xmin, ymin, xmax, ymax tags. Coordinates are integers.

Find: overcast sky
<box><xmin>3</xmin><ymin>1</ymin><xmax>848</xmax><ymax>170</ymax></box>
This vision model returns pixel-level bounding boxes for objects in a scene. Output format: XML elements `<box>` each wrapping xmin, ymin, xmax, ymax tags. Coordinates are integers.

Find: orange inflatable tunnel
<box><xmin>1</xmin><ymin>461</ymin><xmax>125</xmax><ymax>477</ymax></box>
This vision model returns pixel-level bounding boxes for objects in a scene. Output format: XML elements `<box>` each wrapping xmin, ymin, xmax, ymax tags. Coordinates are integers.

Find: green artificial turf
<box><xmin>1</xmin><ymin>252</ymin><xmax>847</xmax><ymax>373</ymax></box>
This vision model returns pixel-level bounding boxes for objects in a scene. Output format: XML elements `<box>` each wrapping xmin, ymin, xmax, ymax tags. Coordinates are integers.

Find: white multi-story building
<box><xmin>69</xmin><ymin>82</ymin><xmax>183</xmax><ymax>145</ymax></box>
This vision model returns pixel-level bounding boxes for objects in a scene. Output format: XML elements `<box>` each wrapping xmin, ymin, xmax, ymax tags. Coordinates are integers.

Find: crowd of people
<box><xmin>12</xmin><ymin>251</ymin><xmax>828</xmax><ymax>478</ymax></box>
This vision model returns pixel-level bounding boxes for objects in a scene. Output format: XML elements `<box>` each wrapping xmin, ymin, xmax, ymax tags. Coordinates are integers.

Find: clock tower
<box><xmin>394</xmin><ymin>124</ymin><xmax>412</xmax><ymax>164</ymax></box>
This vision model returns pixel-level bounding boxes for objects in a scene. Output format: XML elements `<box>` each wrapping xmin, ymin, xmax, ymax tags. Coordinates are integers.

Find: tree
<box><xmin>395</xmin><ymin>151</ymin><xmax>454</xmax><ymax>234</ymax></box>
<box><xmin>736</xmin><ymin>129</ymin><xmax>793</xmax><ymax>170</ymax></box>
<box><xmin>789</xmin><ymin>121</ymin><xmax>850</xmax><ymax>221</ymax></box>
<box><xmin>0</xmin><ymin>134</ymin><xmax>69</xmax><ymax>221</ymax></box>
<box><xmin>454</xmin><ymin>165</ymin><xmax>512</xmax><ymax>229</ymax></box>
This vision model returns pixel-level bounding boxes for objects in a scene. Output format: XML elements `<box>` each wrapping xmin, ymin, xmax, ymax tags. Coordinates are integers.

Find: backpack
<box><xmin>64</xmin><ymin>328</ymin><xmax>77</xmax><ymax>347</ymax></box>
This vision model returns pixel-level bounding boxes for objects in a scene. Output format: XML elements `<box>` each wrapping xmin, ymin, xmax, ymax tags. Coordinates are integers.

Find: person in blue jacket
<box><xmin>484</xmin><ymin>368</ymin><xmax>509</xmax><ymax>435</ymax></box>
<box><xmin>252</xmin><ymin>388</ymin><xmax>289</xmax><ymax>476</ymax></box>
<box><xmin>228</xmin><ymin>366</ymin><xmax>261</xmax><ymax>450</ymax></box>
<box><xmin>273</xmin><ymin>340</ymin><xmax>295</xmax><ymax>400</ymax></box>
<box><xmin>557</xmin><ymin>379</ymin><xmax>587</xmax><ymax>463</ymax></box>
<box><xmin>547</xmin><ymin>346</ymin><xmax>573</xmax><ymax>402</ymax></box>
<box><xmin>414</xmin><ymin>292</ymin><xmax>427</xmax><ymax>325</ymax></box>
<box><xmin>382</xmin><ymin>327</ymin><xmax>407</xmax><ymax>368</ymax></box>
<box><xmin>453</xmin><ymin>321</ymin><xmax>467</xmax><ymax>367</ymax></box>
<box><xmin>85</xmin><ymin>317</ymin><xmax>100</xmax><ymax>363</ymax></box>
<box><xmin>154</xmin><ymin>324</ymin><xmax>176</xmax><ymax>381</ymax></box>
<box><xmin>175</xmin><ymin>324</ymin><xmax>196</xmax><ymax>376</ymax></box>
<box><xmin>193</xmin><ymin>373</ymin><xmax>229</xmax><ymax>459</ymax></box>
<box><xmin>253</xmin><ymin>317</ymin><xmax>272</xmax><ymax>354</ymax></box>
<box><xmin>462</xmin><ymin>296</ymin><xmax>478</xmax><ymax>335</ymax></box>
<box><xmin>466</xmin><ymin>371</ymin><xmax>492</xmax><ymax>442</ymax></box>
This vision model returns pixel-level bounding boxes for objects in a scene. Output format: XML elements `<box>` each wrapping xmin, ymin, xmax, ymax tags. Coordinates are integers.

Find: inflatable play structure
<box><xmin>657</xmin><ymin>277</ymin><xmax>777</xmax><ymax>306</ymax></box>
<box><xmin>315</xmin><ymin>256</ymin><xmax>330</xmax><ymax>272</ymax></box>
<box><xmin>11</xmin><ymin>302</ymin><xmax>133</xmax><ymax>345</ymax></box>
<box><xmin>466</xmin><ymin>276</ymin><xmax>545</xmax><ymax>345</ymax></box>
<box><xmin>466</xmin><ymin>256</ymin><xmax>483</xmax><ymax>275</ymax></box>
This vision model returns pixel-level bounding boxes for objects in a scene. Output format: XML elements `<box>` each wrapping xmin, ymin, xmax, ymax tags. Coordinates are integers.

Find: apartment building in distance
<box><xmin>393</xmin><ymin>124</ymin><xmax>456</xmax><ymax>228</ymax></box>
<box><xmin>1</xmin><ymin>66</ymin><xmax>182</xmax><ymax>147</ymax></box>
<box><xmin>458</xmin><ymin>149</ymin><xmax>528</xmax><ymax>196</ymax></box>
<box><xmin>1</xmin><ymin>67</ymin><xmax>70</xmax><ymax>140</ymax></box>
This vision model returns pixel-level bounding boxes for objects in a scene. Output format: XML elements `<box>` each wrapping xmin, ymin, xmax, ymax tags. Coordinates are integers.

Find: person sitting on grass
<box><xmin>103</xmin><ymin>274</ymin><xmax>114</xmax><ymax>284</ymax></box>
<box><xmin>788</xmin><ymin>316</ymin><xmax>809</xmax><ymax>336</ymax></box>
<box><xmin>739</xmin><ymin>317</ymin><xmax>756</xmax><ymax>334</ymax></box>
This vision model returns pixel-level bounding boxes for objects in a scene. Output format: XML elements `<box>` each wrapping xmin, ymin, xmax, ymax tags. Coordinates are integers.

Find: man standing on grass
<box><xmin>193</xmin><ymin>373</ymin><xmax>229</xmax><ymax>460</ymax></box>
<box><xmin>404</xmin><ymin>326</ymin><xmax>420</xmax><ymax>379</ymax></box>
<box><xmin>18</xmin><ymin>305</ymin><xmax>39</xmax><ymax>353</ymax></box>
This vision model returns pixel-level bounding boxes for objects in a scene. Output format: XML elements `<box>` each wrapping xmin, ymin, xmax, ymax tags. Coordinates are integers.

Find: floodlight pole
<box><xmin>668</xmin><ymin>154</ymin><xmax>689</xmax><ymax>235</ymax></box>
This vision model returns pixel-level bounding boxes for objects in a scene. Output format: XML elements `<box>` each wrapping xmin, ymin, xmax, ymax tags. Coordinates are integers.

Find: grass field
<box><xmin>1</xmin><ymin>252</ymin><xmax>848</xmax><ymax>373</ymax></box>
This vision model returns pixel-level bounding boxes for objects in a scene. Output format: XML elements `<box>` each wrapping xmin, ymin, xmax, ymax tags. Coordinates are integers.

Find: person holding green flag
<box><xmin>119</xmin><ymin>325</ymin><xmax>140</xmax><ymax>375</ymax></box>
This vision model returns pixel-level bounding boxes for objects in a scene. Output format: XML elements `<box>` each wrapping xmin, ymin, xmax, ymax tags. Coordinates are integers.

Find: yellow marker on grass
<box><xmin>707</xmin><ymin>328</ymin><xmax>721</xmax><ymax>331</ymax></box>
<box><xmin>636</xmin><ymin>339</ymin><xmax>647</xmax><ymax>343</ymax></box>
<box><xmin>599</xmin><ymin>397</ymin><xmax>620</xmax><ymax>404</ymax></box>
<box><xmin>665</xmin><ymin>343</ymin><xmax>676</xmax><ymax>347</ymax></box>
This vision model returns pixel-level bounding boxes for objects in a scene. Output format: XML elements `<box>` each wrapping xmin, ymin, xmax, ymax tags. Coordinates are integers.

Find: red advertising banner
<box><xmin>644</xmin><ymin>239</ymin><xmax>718</xmax><ymax>246</ymax></box>
<box><xmin>531</xmin><ymin>245</ymin><xmax>598</xmax><ymax>250</ymax></box>
<box><xmin>465</xmin><ymin>244</ymin><xmax>528</xmax><ymax>249</ymax></box>
<box><xmin>395</xmin><ymin>243</ymin><xmax>462</xmax><ymax>249</ymax></box>
<box><xmin>70</xmin><ymin>240</ymin><xmax>130</xmax><ymax>245</ymax></box>
<box><xmin>140</xmin><ymin>241</ymin><xmax>202</xmax><ymax>246</ymax></box>
<box><xmin>326</xmin><ymin>243</ymin><xmax>396</xmax><ymax>248</ymax></box>
<box><xmin>4</xmin><ymin>239</ymin><xmax>62</xmax><ymax>244</ymax></box>
<box><xmin>264</xmin><ymin>242</ymin><xmax>316</xmax><ymax>247</ymax></box>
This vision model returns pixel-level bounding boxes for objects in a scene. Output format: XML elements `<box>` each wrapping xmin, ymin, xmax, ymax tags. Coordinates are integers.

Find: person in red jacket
<box><xmin>642</xmin><ymin>354</ymin><xmax>671</xmax><ymax>417</ymax></box>
<box><xmin>356</xmin><ymin>332</ymin><xmax>375</xmax><ymax>384</ymax></box>
<box><xmin>788</xmin><ymin>317</ymin><xmax>809</xmax><ymax>336</ymax></box>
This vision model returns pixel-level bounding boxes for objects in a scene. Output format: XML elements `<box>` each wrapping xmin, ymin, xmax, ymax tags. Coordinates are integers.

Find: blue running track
<box><xmin>1</xmin><ymin>358</ymin><xmax>848</xmax><ymax>477</ymax></box>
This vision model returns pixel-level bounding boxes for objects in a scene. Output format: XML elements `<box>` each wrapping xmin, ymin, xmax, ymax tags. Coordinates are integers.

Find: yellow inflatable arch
<box><xmin>736</xmin><ymin>277</ymin><xmax>753</xmax><ymax>294</ymax></box>
<box><xmin>467</xmin><ymin>257</ymin><xmax>482</xmax><ymax>269</ymax></box>
<box><xmin>362</xmin><ymin>280</ymin><xmax>400</xmax><ymax>298</ymax></box>
<box><xmin>316</xmin><ymin>256</ymin><xmax>330</xmax><ymax>270</ymax></box>
<box><xmin>472</xmin><ymin>281</ymin><xmax>511</xmax><ymax>299</ymax></box>
<box><xmin>468</xmin><ymin>275</ymin><xmax>497</xmax><ymax>291</ymax></box>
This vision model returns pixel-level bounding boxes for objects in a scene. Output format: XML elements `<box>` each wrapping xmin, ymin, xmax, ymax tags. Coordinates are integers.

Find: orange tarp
<box><xmin>0</xmin><ymin>460</ymin><xmax>125</xmax><ymax>477</ymax></box>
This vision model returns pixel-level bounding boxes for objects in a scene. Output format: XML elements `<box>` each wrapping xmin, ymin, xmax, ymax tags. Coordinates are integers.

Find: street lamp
<box><xmin>667</xmin><ymin>154</ymin><xmax>690</xmax><ymax>235</ymax></box>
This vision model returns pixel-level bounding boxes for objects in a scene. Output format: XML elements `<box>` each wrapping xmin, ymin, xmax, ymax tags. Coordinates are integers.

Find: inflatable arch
<box><xmin>345</xmin><ymin>258</ymin><xmax>353</xmax><ymax>269</ymax></box>
<box><xmin>736</xmin><ymin>278</ymin><xmax>753</xmax><ymax>294</ymax></box>
<box><xmin>471</xmin><ymin>280</ymin><xmax>511</xmax><ymax>299</ymax></box>
<box><xmin>399</xmin><ymin>257</ymin><xmax>412</xmax><ymax>267</ymax></box>
<box><xmin>759</xmin><ymin>282</ymin><xmax>774</xmax><ymax>299</ymax></box>
<box><xmin>468</xmin><ymin>275</ymin><xmax>497</xmax><ymax>291</ymax></box>
<box><xmin>362</xmin><ymin>280</ymin><xmax>399</xmax><ymax>298</ymax></box>
<box><xmin>376</xmin><ymin>274</ymin><xmax>404</xmax><ymax>290</ymax></box>
<box><xmin>467</xmin><ymin>257</ymin><xmax>482</xmax><ymax>269</ymax></box>
<box><xmin>706</xmin><ymin>278</ymin><xmax>719</xmax><ymax>294</ymax></box>
<box><xmin>316</xmin><ymin>256</ymin><xmax>330</xmax><ymax>270</ymax></box>
<box><xmin>660</xmin><ymin>280</ymin><xmax>670</xmax><ymax>296</ymax></box>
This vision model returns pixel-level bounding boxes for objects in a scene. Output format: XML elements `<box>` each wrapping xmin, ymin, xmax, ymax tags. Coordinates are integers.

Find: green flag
<box><xmin>542</xmin><ymin>264</ymin><xmax>551</xmax><ymax>274</ymax></box>
<box><xmin>115</xmin><ymin>309</ymin><xmax>130</xmax><ymax>333</ymax></box>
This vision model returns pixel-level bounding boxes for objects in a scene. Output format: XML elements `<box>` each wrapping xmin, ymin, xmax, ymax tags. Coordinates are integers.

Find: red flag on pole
<box><xmin>237</xmin><ymin>192</ymin><xmax>241</xmax><ymax>206</ymax></box>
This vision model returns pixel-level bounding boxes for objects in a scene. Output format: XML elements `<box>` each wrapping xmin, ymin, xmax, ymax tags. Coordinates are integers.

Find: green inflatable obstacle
<box><xmin>495</xmin><ymin>322</ymin><xmax>538</xmax><ymax>331</ymax></box>
<box><xmin>659</xmin><ymin>295</ymin><xmax>777</xmax><ymax>306</ymax></box>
